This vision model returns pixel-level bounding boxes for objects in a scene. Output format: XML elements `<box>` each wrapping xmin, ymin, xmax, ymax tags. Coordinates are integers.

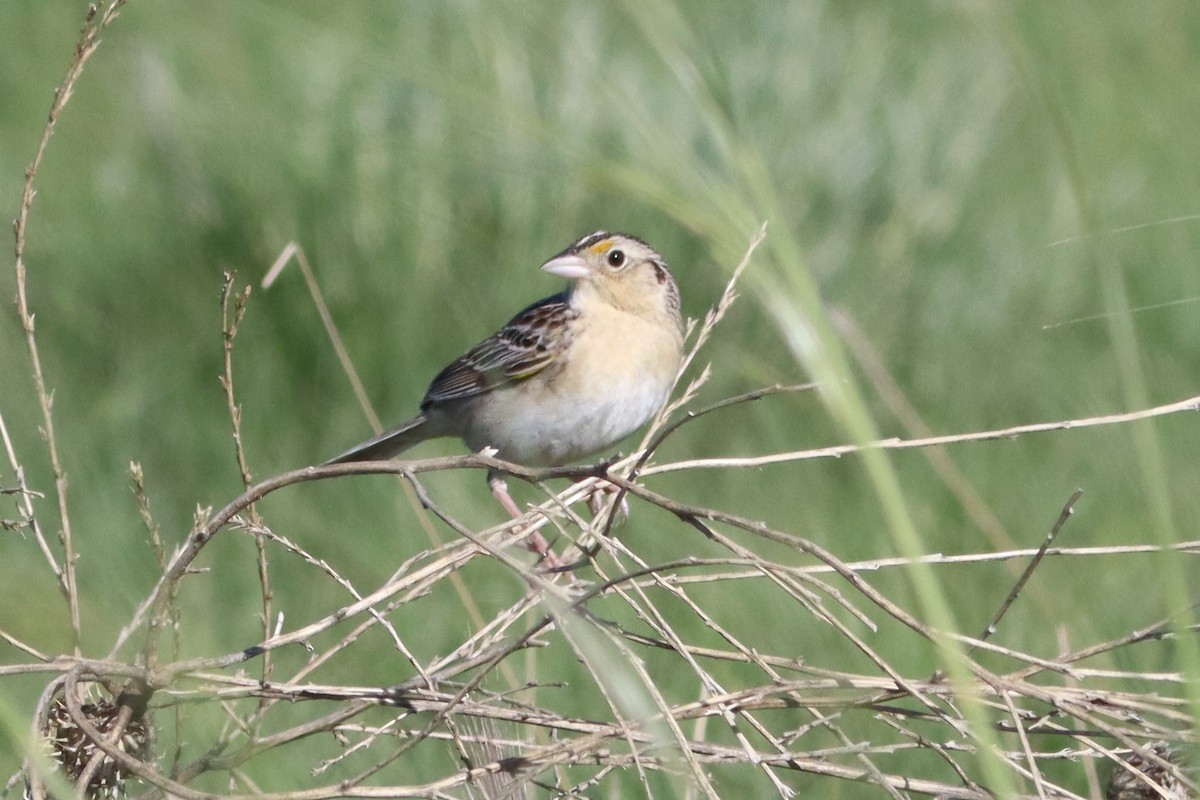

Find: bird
<box><xmin>325</xmin><ymin>231</ymin><xmax>684</xmax><ymax>560</ymax></box>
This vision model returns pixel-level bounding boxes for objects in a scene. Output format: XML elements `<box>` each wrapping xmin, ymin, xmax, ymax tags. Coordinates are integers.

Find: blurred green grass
<box><xmin>2</xmin><ymin>1</ymin><xmax>1198</xmax><ymax>794</ymax></box>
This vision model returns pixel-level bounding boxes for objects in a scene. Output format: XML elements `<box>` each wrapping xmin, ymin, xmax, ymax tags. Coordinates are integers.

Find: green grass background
<box><xmin>1</xmin><ymin>1</ymin><xmax>1198</xmax><ymax>796</ymax></box>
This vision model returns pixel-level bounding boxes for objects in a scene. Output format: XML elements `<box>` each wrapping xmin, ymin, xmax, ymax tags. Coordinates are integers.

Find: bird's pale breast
<box><xmin>458</xmin><ymin>301</ymin><xmax>681</xmax><ymax>466</ymax></box>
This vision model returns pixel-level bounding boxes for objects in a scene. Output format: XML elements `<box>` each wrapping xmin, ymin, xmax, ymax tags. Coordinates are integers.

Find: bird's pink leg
<box><xmin>488</xmin><ymin>472</ymin><xmax>559</xmax><ymax>569</ymax></box>
<box><xmin>587</xmin><ymin>481</ymin><xmax>630</xmax><ymax>522</ymax></box>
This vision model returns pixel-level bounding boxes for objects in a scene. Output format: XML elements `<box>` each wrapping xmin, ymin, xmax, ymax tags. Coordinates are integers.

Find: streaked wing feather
<box><xmin>422</xmin><ymin>293</ymin><xmax>575</xmax><ymax>405</ymax></box>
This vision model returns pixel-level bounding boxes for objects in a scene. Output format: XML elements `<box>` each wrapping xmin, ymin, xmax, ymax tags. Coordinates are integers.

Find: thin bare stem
<box><xmin>9</xmin><ymin>0</ymin><xmax>129</xmax><ymax>658</ymax></box>
<box><xmin>0</xmin><ymin>410</ymin><xmax>63</xmax><ymax>589</ymax></box>
<box><xmin>262</xmin><ymin>242</ymin><xmax>380</xmax><ymax>432</ymax></box>
<box><xmin>218</xmin><ymin>273</ymin><xmax>276</xmax><ymax>738</ymax></box>
<box><xmin>976</xmin><ymin>489</ymin><xmax>1084</xmax><ymax>645</ymax></box>
<box><xmin>641</xmin><ymin>391</ymin><xmax>1200</xmax><ymax>476</ymax></box>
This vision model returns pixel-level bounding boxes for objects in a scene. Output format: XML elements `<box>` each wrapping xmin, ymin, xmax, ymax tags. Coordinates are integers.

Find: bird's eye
<box><xmin>606</xmin><ymin>249</ymin><xmax>626</xmax><ymax>268</ymax></box>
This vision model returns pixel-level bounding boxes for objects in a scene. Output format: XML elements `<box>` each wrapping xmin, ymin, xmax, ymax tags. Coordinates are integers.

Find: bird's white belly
<box><xmin>463</xmin><ymin>367</ymin><xmax>670</xmax><ymax>466</ymax></box>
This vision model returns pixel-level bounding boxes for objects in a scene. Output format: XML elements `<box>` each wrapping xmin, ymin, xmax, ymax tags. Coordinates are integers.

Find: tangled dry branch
<box><xmin>5</xmin><ymin>226</ymin><xmax>1197</xmax><ymax>797</ymax></box>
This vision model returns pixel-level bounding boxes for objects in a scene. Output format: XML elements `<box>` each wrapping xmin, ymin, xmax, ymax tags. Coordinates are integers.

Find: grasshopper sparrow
<box><xmin>326</xmin><ymin>231</ymin><xmax>683</xmax><ymax>560</ymax></box>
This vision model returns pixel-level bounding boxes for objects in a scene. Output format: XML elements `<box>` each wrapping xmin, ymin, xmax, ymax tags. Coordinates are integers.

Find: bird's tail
<box><xmin>323</xmin><ymin>414</ymin><xmax>430</xmax><ymax>465</ymax></box>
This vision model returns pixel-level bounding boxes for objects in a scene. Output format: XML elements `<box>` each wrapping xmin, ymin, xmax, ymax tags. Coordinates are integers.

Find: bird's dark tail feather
<box><xmin>323</xmin><ymin>414</ymin><xmax>429</xmax><ymax>465</ymax></box>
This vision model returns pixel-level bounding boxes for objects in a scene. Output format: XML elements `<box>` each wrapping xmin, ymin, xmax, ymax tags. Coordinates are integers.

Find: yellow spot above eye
<box><xmin>586</xmin><ymin>240</ymin><xmax>614</xmax><ymax>256</ymax></box>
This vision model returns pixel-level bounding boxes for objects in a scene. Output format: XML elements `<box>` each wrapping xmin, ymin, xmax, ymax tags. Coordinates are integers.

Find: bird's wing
<box><xmin>422</xmin><ymin>292</ymin><xmax>576</xmax><ymax>405</ymax></box>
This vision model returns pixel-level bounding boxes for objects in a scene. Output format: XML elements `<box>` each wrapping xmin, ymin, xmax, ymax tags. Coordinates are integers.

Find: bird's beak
<box><xmin>540</xmin><ymin>254</ymin><xmax>591</xmax><ymax>280</ymax></box>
